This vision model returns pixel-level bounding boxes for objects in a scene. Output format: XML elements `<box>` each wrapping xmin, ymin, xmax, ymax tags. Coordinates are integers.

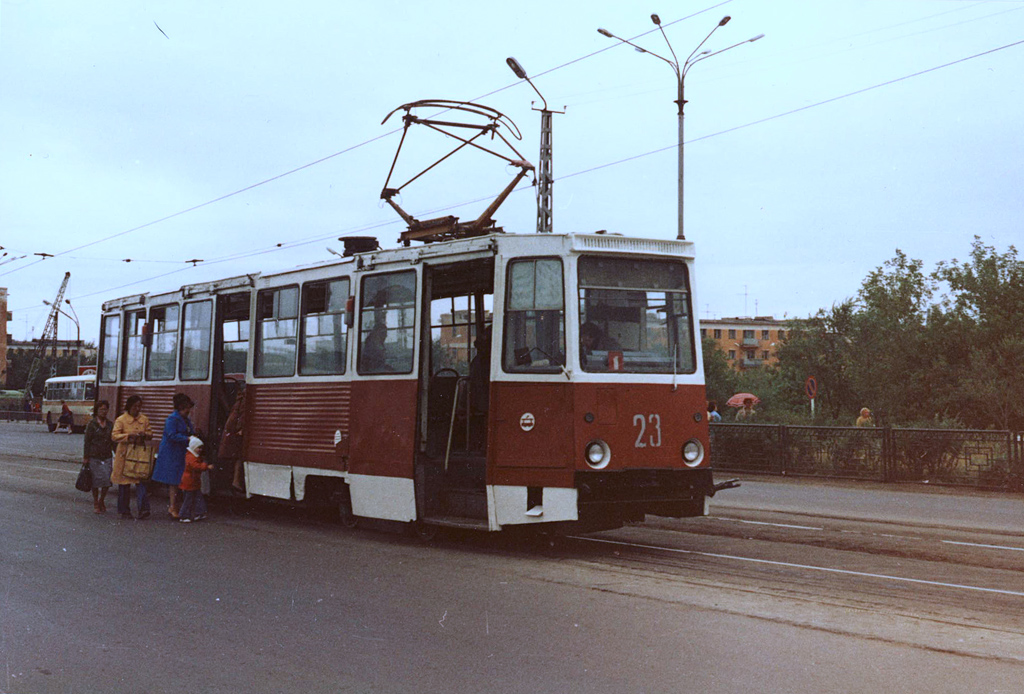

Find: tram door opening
<box><xmin>210</xmin><ymin>291</ymin><xmax>251</xmax><ymax>485</ymax></box>
<box><xmin>418</xmin><ymin>259</ymin><xmax>494</xmax><ymax>521</ymax></box>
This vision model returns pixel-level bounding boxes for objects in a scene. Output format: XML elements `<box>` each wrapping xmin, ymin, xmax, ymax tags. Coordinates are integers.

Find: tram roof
<box><xmin>101</xmin><ymin>232</ymin><xmax>694</xmax><ymax>311</ymax></box>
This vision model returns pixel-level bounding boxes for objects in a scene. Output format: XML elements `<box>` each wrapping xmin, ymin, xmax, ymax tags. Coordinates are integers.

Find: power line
<box><xmin>12</xmin><ymin>18</ymin><xmax>1024</xmax><ymax>317</ymax></box>
<box><xmin>0</xmin><ymin>2</ymin><xmax>734</xmax><ymax>279</ymax></box>
<box><xmin>46</xmin><ymin>32</ymin><xmax>1024</xmax><ymax>313</ymax></box>
<box><xmin>559</xmin><ymin>36</ymin><xmax>1024</xmax><ymax>182</ymax></box>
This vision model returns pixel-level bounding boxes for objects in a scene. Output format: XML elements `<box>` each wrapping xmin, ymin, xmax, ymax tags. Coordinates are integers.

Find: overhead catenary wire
<box><xmin>0</xmin><ymin>1</ymin><xmax>734</xmax><ymax>279</ymax></box>
<box><xmin>28</xmin><ymin>32</ymin><xmax>1024</xmax><ymax>315</ymax></box>
<box><xmin>9</xmin><ymin>13</ymin><xmax>1024</xmax><ymax>318</ymax></box>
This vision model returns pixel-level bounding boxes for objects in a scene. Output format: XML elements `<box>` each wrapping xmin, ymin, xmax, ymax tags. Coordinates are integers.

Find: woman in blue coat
<box><xmin>152</xmin><ymin>393</ymin><xmax>195</xmax><ymax>518</ymax></box>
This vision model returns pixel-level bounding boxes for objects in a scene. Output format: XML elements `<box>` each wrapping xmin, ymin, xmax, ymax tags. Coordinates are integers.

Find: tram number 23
<box><xmin>632</xmin><ymin>414</ymin><xmax>662</xmax><ymax>448</ymax></box>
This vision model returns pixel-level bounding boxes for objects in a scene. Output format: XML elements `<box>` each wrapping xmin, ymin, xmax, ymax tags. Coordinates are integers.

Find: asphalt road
<box><xmin>2</xmin><ymin>422</ymin><xmax>1023</xmax><ymax>693</ymax></box>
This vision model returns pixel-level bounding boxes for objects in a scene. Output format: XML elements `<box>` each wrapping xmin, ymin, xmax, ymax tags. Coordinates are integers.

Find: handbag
<box><xmin>123</xmin><ymin>444</ymin><xmax>155</xmax><ymax>479</ymax></box>
<box><xmin>75</xmin><ymin>462</ymin><xmax>93</xmax><ymax>492</ymax></box>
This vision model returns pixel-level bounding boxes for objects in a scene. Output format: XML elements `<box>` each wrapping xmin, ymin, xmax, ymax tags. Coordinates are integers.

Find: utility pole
<box><xmin>507</xmin><ymin>57</ymin><xmax>563</xmax><ymax>233</ymax></box>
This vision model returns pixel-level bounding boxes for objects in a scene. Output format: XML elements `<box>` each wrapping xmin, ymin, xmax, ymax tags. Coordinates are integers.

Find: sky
<box><xmin>2</xmin><ymin>0</ymin><xmax>1022</xmax><ymax>345</ymax></box>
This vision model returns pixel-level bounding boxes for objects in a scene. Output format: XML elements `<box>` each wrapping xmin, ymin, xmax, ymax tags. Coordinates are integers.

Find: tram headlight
<box><xmin>584</xmin><ymin>440</ymin><xmax>611</xmax><ymax>469</ymax></box>
<box><xmin>681</xmin><ymin>439</ymin><xmax>704</xmax><ymax>467</ymax></box>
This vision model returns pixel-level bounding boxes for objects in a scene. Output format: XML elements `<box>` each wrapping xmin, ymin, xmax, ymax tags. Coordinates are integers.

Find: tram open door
<box><xmin>209</xmin><ymin>290</ymin><xmax>251</xmax><ymax>489</ymax></box>
<box><xmin>416</xmin><ymin>258</ymin><xmax>494</xmax><ymax>526</ymax></box>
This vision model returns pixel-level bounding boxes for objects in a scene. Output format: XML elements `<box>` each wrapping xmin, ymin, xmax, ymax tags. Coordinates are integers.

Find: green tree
<box><xmin>933</xmin><ymin>238</ymin><xmax>1024</xmax><ymax>429</ymax></box>
<box><xmin>775</xmin><ymin>301</ymin><xmax>858</xmax><ymax>421</ymax></box>
<box><xmin>701</xmin><ymin>339</ymin><xmax>738</xmax><ymax>411</ymax></box>
<box><xmin>851</xmin><ymin>250</ymin><xmax>934</xmax><ymax>425</ymax></box>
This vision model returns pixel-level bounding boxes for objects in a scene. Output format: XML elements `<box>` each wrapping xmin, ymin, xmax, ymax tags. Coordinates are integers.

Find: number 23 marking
<box><xmin>633</xmin><ymin>414</ymin><xmax>662</xmax><ymax>448</ymax></box>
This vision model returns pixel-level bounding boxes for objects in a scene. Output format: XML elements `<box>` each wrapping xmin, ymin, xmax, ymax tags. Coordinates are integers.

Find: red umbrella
<box><xmin>726</xmin><ymin>393</ymin><xmax>760</xmax><ymax>408</ymax></box>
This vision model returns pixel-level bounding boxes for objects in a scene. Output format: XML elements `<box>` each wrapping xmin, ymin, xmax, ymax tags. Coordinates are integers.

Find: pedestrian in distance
<box><xmin>83</xmin><ymin>400</ymin><xmax>115</xmax><ymax>514</ymax></box>
<box><xmin>152</xmin><ymin>393</ymin><xmax>196</xmax><ymax>519</ymax></box>
<box><xmin>735</xmin><ymin>398</ymin><xmax>757</xmax><ymax>422</ymax></box>
<box><xmin>856</xmin><ymin>407</ymin><xmax>875</xmax><ymax>427</ymax></box>
<box><xmin>178</xmin><ymin>436</ymin><xmax>212</xmax><ymax>523</ymax></box>
<box><xmin>56</xmin><ymin>400</ymin><xmax>74</xmax><ymax>434</ymax></box>
<box><xmin>110</xmin><ymin>395</ymin><xmax>153</xmax><ymax>520</ymax></box>
<box><xmin>707</xmin><ymin>401</ymin><xmax>722</xmax><ymax>423</ymax></box>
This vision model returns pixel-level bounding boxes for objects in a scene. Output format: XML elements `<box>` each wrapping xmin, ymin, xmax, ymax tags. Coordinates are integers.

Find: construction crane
<box><xmin>22</xmin><ymin>272</ymin><xmax>70</xmax><ymax>400</ymax></box>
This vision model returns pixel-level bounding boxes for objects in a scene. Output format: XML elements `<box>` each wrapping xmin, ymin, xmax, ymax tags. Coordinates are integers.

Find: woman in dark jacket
<box><xmin>83</xmin><ymin>400</ymin><xmax>115</xmax><ymax>513</ymax></box>
<box><xmin>151</xmin><ymin>393</ymin><xmax>195</xmax><ymax>518</ymax></box>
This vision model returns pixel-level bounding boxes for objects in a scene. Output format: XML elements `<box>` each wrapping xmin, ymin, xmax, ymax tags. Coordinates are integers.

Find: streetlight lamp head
<box><xmin>42</xmin><ymin>300</ymin><xmax>51</xmax><ymax>306</ymax></box>
<box><xmin>597</xmin><ymin>28</ymin><xmax>613</xmax><ymax>37</ymax></box>
<box><xmin>506</xmin><ymin>57</ymin><xmax>527</xmax><ymax>80</ymax></box>
<box><xmin>749</xmin><ymin>33</ymin><xmax>765</xmax><ymax>42</ymax></box>
<box><xmin>651</xmin><ymin>14</ymin><xmax>661</xmax><ymax>25</ymax></box>
<box><xmin>719</xmin><ymin>16</ymin><xmax>731</xmax><ymax>26</ymax></box>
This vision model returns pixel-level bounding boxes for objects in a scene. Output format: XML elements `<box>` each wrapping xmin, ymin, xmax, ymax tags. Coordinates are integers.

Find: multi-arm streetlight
<box><xmin>598</xmin><ymin>15</ymin><xmax>763</xmax><ymax>240</ymax></box>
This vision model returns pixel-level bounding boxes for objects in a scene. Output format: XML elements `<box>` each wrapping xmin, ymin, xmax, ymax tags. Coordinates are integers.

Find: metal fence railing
<box><xmin>711</xmin><ymin>423</ymin><xmax>1024</xmax><ymax>492</ymax></box>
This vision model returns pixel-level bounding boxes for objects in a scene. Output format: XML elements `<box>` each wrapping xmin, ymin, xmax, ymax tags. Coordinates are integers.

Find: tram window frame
<box><xmin>357</xmin><ymin>270</ymin><xmax>417</xmax><ymax>375</ymax></box>
<box><xmin>255</xmin><ymin>285</ymin><xmax>300</xmax><ymax>378</ymax></box>
<box><xmin>180</xmin><ymin>300</ymin><xmax>213</xmax><ymax>381</ymax></box>
<box><xmin>577</xmin><ymin>256</ymin><xmax>696</xmax><ymax>374</ymax></box>
<box><xmin>121</xmin><ymin>309</ymin><xmax>146</xmax><ymax>382</ymax></box>
<box><xmin>220</xmin><ymin>291</ymin><xmax>251</xmax><ymax>377</ymax></box>
<box><xmin>145</xmin><ymin>303</ymin><xmax>180</xmax><ymax>381</ymax></box>
<box><xmin>502</xmin><ymin>257</ymin><xmax>566</xmax><ymax>374</ymax></box>
<box><xmin>99</xmin><ymin>313</ymin><xmax>121</xmax><ymax>383</ymax></box>
<box><xmin>299</xmin><ymin>277</ymin><xmax>350</xmax><ymax>376</ymax></box>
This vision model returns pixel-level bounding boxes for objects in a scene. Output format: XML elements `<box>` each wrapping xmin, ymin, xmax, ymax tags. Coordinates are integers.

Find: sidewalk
<box><xmin>711</xmin><ymin>472</ymin><xmax>1024</xmax><ymax>535</ymax></box>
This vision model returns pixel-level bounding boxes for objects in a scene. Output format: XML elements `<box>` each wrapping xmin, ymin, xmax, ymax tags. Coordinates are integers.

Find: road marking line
<box><xmin>0</xmin><ymin>462</ymin><xmax>77</xmax><ymax>475</ymax></box>
<box><xmin>714</xmin><ymin>517</ymin><xmax>823</xmax><ymax>531</ymax></box>
<box><xmin>943</xmin><ymin>540</ymin><xmax>1024</xmax><ymax>552</ymax></box>
<box><xmin>579</xmin><ymin>536</ymin><xmax>1024</xmax><ymax>598</ymax></box>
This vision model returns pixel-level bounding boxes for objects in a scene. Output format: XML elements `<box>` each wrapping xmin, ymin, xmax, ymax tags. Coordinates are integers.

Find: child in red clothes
<box><xmin>179</xmin><ymin>436</ymin><xmax>212</xmax><ymax>523</ymax></box>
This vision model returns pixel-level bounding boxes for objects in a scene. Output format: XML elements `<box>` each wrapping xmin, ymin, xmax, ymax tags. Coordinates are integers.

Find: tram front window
<box><xmin>503</xmin><ymin>258</ymin><xmax>565</xmax><ymax>373</ymax></box>
<box><xmin>577</xmin><ymin>256</ymin><xmax>695</xmax><ymax>374</ymax></box>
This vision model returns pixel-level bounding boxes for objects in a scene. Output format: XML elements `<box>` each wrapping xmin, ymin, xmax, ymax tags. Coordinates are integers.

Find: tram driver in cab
<box><xmin>580</xmin><ymin>321</ymin><xmax>622</xmax><ymax>355</ymax></box>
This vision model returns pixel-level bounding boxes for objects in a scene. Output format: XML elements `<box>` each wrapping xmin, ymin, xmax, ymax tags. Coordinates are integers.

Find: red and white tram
<box><xmin>98</xmin><ymin>230</ymin><xmax>724</xmax><ymax>533</ymax></box>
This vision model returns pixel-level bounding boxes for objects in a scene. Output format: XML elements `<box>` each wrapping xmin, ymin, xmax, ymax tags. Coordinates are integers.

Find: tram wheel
<box><xmin>338</xmin><ymin>495</ymin><xmax>359</xmax><ymax>529</ymax></box>
<box><xmin>409</xmin><ymin>520</ymin><xmax>438</xmax><ymax>542</ymax></box>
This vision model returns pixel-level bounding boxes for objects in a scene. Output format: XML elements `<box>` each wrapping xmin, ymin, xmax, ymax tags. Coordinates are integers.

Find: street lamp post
<box><xmin>599</xmin><ymin>15</ymin><xmax>763</xmax><ymax>240</ymax></box>
<box><xmin>506</xmin><ymin>57</ymin><xmax>563</xmax><ymax>234</ymax></box>
<box><xmin>43</xmin><ymin>299</ymin><xmax>80</xmax><ymax>373</ymax></box>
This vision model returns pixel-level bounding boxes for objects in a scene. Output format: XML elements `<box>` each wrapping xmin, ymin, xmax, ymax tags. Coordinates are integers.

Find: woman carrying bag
<box><xmin>83</xmin><ymin>400</ymin><xmax>115</xmax><ymax>513</ymax></box>
<box><xmin>111</xmin><ymin>395</ymin><xmax>153</xmax><ymax>520</ymax></box>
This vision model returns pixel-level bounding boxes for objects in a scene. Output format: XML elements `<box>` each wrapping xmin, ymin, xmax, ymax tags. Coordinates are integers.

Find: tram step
<box><xmin>443</xmin><ymin>488</ymin><xmax>487</xmax><ymax>519</ymax></box>
<box><xmin>423</xmin><ymin>516</ymin><xmax>490</xmax><ymax>531</ymax></box>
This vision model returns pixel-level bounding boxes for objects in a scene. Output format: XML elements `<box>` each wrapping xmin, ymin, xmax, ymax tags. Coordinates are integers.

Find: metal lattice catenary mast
<box><xmin>22</xmin><ymin>272</ymin><xmax>70</xmax><ymax>400</ymax></box>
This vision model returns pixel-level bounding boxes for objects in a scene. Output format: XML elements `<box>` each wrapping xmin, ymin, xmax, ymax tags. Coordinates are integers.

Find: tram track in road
<box><xmin>545</xmin><ymin>518</ymin><xmax>1024</xmax><ymax>663</ymax></box>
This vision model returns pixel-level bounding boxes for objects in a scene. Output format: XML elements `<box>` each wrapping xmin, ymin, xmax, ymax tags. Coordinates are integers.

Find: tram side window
<box><xmin>503</xmin><ymin>258</ymin><xmax>565</xmax><ymax>373</ymax></box>
<box><xmin>181</xmin><ymin>301</ymin><xmax>213</xmax><ymax>381</ymax></box>
<box><xmin>146</xmin><ymin>304</ymin><xmax>179</xmax><ymax>381</ymax></box>
<box><xmin>100</xmin><ymin>314</ymin><xmax>120</xmax><ymax>383</ymax></box>
<box><xmin>577</xmin><ymin>256</ymin><xmax>695</xmax><ymax>374</ymax></box>
<box><xmin>300</xmin><ymin>278</ymin><xmax>349</xmax><ymax>375</ymax></box>
<box><xmin>255</xmin><ymin>287</ymin><xmax>299</xmax><ymax>377</ymax></box>
<box><xmin>122</xmin><ymin>310</ymin><xmax>146</xmax><ymax>382</ymax></box>
<box><xmin>221</xmin><ymin>292</ymin><xmax>251</xmax><ymax>376</ymax></box>
<box><xmin>358</xmin><ymin>271</ymin><xmax>416</xmax><ymax>374</ymax></box>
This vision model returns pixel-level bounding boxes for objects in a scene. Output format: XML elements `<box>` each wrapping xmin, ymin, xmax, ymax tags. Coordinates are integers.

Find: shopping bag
<box><xmin>123</xmin><ymin>444</ymin><xmax>154</xmax><ymax>479</ymax></box>
<box><xmin>75</xmin><ymin>463</ymin><xmax>93</xmax><ymax>492</ymax></box>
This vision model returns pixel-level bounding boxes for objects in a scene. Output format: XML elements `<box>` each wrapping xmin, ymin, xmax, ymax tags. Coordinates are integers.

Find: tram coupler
<box><xmin>709</xmin><ymin>479</ymin><xmax>741</xmax><ymax>496</ymax></box>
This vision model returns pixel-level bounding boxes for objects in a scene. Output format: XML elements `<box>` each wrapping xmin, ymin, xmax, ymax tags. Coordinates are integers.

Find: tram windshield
<box><xmin>577</xmin><ymin>256</ymin><xmax>695</xmax><ymax>374</ymax></box>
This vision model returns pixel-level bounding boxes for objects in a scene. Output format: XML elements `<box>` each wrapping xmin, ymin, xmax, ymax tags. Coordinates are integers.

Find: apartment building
<box><xmin>699</xmin><ymin>316</ymin><xmax>788</xmax><ymax>370</ymax></box>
